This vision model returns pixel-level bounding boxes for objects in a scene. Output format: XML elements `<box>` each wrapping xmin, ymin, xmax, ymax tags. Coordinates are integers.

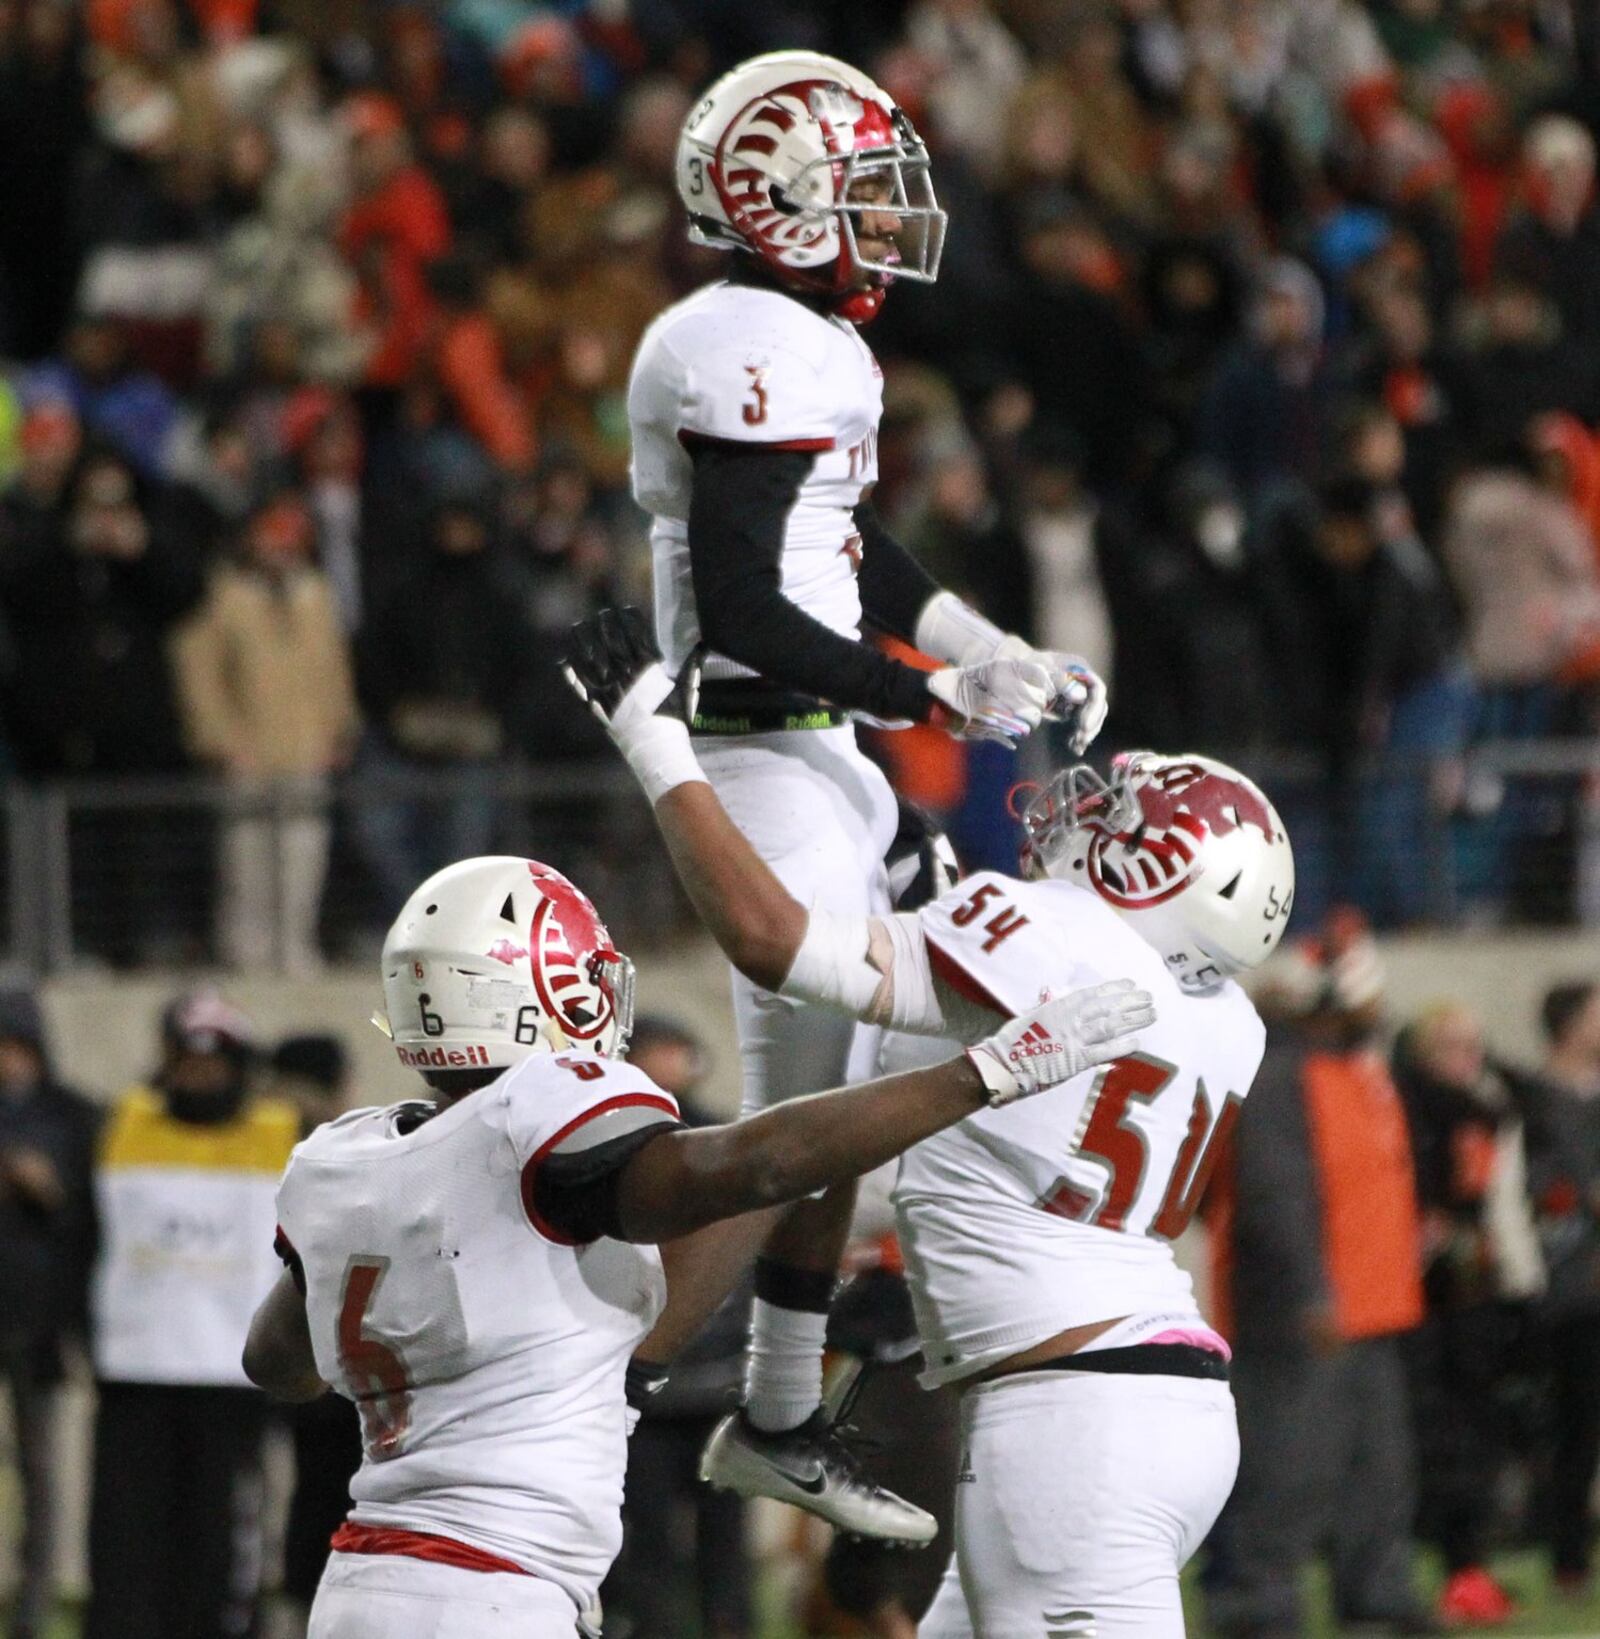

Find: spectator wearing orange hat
<box><xmin>337</xmin><ymin>93</ymin><xmax>451</xmax><ymax>390</ymax></box>
<box><xmin>172</xmin><ymin>492</ymin><xmax>358</xmax><ymax>972</ymax></box>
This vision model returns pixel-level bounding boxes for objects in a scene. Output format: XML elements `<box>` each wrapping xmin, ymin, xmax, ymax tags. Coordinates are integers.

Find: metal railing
<box><xmin>0</xmin><ymin>738</ymin><xmax>1595</xmax><ymax>974</ymax></box>
<box><xmin>0</xmin><ymin>761</ymin><xmax>670</xmax><ymax>975</ymax></box>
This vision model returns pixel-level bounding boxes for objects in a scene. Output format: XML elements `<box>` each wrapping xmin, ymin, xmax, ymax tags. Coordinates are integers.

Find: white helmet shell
<box><xmin>675</xmin><ymin>50</ymin><xmax>945</xmax><ymax>299</ymax></box>
<box><xmin>1022</xmin><ymin>753</ymin><xmax>1295</xmax><ymax>990</ymax></box>
<box><xmin>379</xmin><ymin>856</ymin><xmax>635</xmax><ymax>1073</ymax></box>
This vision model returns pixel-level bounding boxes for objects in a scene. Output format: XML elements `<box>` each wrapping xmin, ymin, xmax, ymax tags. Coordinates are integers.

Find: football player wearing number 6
<box><xmin>242</xmin><ymin>855</ymin><xmax>1153</xmax><ymax>1639</ymax></box>
<box><xmin>564</xmin><ymin>608</ymin><xmax>1296</xmax><ymax>1638</ymax></box>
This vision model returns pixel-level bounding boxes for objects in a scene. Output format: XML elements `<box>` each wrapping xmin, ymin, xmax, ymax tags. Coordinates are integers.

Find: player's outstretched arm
<box><xmin>243</xmin><ymin>1269</ymin><xmax>328</xmax><ymax>1402</ymax></box>
<box><xmin>566</xmin><ymin>608</ymin><xmax>987</xmax><ymax>1029</ymax></box>
<box><xmin>611</xmin><ymin>980</ymin><xmax>1154</xmax><ymax>1243</ymax></box>
<box><xmin>565</xmin><ymin>608</ymin><xmax>811</xmax><ymax>991</ymax></box>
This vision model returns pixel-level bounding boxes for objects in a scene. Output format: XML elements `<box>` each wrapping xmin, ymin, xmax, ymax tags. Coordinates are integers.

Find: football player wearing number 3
<box><xmin>565</xmin><ymin>608</ymin><xmax>1296</xmax><ymax>1638</ymax></box>
<box><xmin>629</xmin><ymin>48</ymin><xmax>1109</xmax><ymax>1539</ymax></box>
<box><xmin>242</xmin><ymin>854</ymin><xmax>1153</xmax><ymax>1638</ymax></box>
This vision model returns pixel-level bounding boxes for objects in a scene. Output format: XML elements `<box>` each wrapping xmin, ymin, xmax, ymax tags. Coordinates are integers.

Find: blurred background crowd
<box><xmin>2</xmin><ymin>0</ymin><xmax>1600</xmax><ymax>964</ymax></box>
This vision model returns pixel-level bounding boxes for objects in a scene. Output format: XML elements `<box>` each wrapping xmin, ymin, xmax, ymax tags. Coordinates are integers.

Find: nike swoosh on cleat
<box><xmin>765</xmin><ymin>1456</ymin><xmax>827</xmax><ymax>1495</ymax></box>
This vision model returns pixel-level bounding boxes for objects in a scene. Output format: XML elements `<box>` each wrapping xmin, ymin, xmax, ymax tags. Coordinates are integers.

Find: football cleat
<box><xmin>699</xmin><ymin>1408</ymin><xmax>937</xmax><ymax>1544</ymax></box>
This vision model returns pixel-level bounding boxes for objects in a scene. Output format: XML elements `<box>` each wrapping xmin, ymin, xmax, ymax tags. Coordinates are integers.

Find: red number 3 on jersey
<box><xmin>742</xmin><ymin>366</ymin><xmax>768</xmax><ymax>426</ymax></box>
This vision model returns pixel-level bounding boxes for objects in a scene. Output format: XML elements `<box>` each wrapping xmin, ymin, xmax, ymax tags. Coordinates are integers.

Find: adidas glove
<box><xmin>966</xmin><ymin>979</ymin><xmax>1156</xmax><ymax>1107</ymax></box>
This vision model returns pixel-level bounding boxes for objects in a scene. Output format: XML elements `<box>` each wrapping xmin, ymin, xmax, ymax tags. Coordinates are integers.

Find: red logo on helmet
<box><xmin>527</xmin><ymin>862</ymin><xmax>616</xmax><ymax>1041</ymax></box>
<box><xmin>1088</xmin><ymin>762</ymin><xmax>1276</xmax><ymax>910</ymax></box>
<box><xmin>486</xmin><ymin>939</ymin><xmax>528</xmax><ymax>967</ymax></box>
<box><xmin>712</xmin><ymin>77</ymin><xmax>897</xmax><ymax>293</ymax></box>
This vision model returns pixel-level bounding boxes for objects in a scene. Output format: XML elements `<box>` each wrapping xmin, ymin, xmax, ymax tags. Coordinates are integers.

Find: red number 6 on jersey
<box><xmin>337</xmin><ymin>1256</ymin><xmax>412</xmax><ymax>1459</ymax></box>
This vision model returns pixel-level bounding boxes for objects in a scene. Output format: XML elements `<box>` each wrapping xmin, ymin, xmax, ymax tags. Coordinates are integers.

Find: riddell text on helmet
<box><xmin>396</xmin><ymin>1044</ymin><xmax>493</xmax><ymax>1069</ymax></box>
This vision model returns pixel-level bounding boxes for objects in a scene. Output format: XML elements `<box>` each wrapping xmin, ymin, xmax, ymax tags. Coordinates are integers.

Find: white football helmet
<box><xmin>676</xmin><ymin>50</ymin><xmax>945</xmax><ymax>320</ymax></box>
<box><xmin>378</xmin><ymin>856</ymin><xmax>635</xmax><ymax>1073</ymax></box>
<box><xmin>1020</xmin><ymin>752</ymin><xmax>1295</xmax><ymax>990</ymax></box>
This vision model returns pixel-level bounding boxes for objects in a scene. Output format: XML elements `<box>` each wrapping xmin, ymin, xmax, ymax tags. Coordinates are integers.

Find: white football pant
<box><xmin>920</xmin><ymin>1370</ymin><xmax>1239</xmax><ymax>1639</ymax></box>
<box><xmin>694</xmin><ymin>725</ymin><xmax>898</xmax><ymax>1112</ymax></box>
<box><xmin>307</xmin><ymin>1553</ymin><xmax>580</xmax><ymax>1638</ymax></box>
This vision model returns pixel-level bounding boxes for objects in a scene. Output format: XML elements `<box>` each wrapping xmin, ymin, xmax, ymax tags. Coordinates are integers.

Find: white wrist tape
<box><xmin>914</xmin><ymin>591</ymin><xmax>1008</xmax><ymax>667</ymax></box>
<box><xmin>780</xmin><ymin>909</ymin><xmax>950</xmax><ymax>1035</ymax></box>
<box><xmin>779</xmin><ymin>907</ymin><xmax>888</xmax><ymax>1017</ymax></box>
<box><xmin>615</xmin><ymin>714</ymin><xmax>706</xmax><ymax>806</ymax></box>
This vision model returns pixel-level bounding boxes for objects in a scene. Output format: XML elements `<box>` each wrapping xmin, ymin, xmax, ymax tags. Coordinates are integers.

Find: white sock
<box><xmin>744</xmin><ymin>1298</ymin><xmax>828</xmax><ymax>1433</ymax></box>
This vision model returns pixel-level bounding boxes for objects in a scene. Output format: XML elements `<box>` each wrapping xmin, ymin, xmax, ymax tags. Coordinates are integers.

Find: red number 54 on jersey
<box><xmin>1040</xmin><ymin>1055</ymin><xmax>1242</xmax><ymax>1241</ymax></box>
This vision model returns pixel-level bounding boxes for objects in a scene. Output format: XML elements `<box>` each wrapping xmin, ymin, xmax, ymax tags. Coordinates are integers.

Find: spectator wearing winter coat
<box><xmin>0</xmin><ymin>446</ymin><xmax>205</xmax><ymax>962</ymax></box>
<box><xmin>1443</xmin><ymin>444</ymin><xmax>1600</xmax><ymax>916</ymax></box>
<box><xmin>1523</xmin><ymin>981</ymin><xmax>1600</xmax><ymax>1593</ymax></box>
<box><xmin>0</xmin><ymin>989</ymin><xmax>99</xmax><ymax>1639</ymax></box>
<box><xmin>26</xmin><ymin>316</ymin><xmax>179</xmax><ymax>479</ymax></box>
<box><xmin>352</xmin><ymin>496</ymin><xmax>538</xmax><ymax>915</ymax></box>
<box><xmin>1207</xmin><ymin>914</ymin><xmax>1431</xmax><ymax>1638</ymax></box>
<box><xmin>172</xmin><ymin>493</ymin><xmax>358</xmax><ymax>971</ymax></box>
<box><xmin>1099</xmin><ymin>460</ymin><xmax>1271</xmax><ymax>755</ymax></box>
<box><xmin>337</xmin><ymin>93</ymin><xmax>451</xmax><ymax>390</ymax></box>
<box><xmin>1494</xmin><ymin>116</ymin><xmax>1600</xmax><ymax>346</ymax></box>
<box><xmin>1253</xmin><ymin>475</ymin><xmax>1464</xmax><ymax>924</ymax></box>
<box><xmin>1443</xmin><ymin>456</ymin><xmax>1600</xmax><ymax>692</ymax></box>
<box><xmin>1394</xmin><ymin>1003</ymin><xmax>1543</xmax><ymax>1627</ymax></box>
<box><xmin>1199</xmin><ymin>259</ymin><xmax>1338</xmax><ymax>504</ymax></box>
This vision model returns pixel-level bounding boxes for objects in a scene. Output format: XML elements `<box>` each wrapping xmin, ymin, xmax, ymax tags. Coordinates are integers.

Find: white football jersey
<box><xmin>274</xmin><ymin>1055</ymin><xmax>679</xmax><ymax>1612</ymax></box>
<box><xmin>896</xmin><ymin>872</ymin><xmax>1266</xmax><ymax>1386</ymax></box>
<box><xmin>628</xmin><ymin>280</ymin><xmax>883</xmax><ymax>680</ymax></box>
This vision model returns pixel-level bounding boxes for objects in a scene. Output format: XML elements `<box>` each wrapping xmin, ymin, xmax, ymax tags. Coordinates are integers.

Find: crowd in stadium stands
<box><xmin>1</xmin><ymin>0</ymin><xmax>1600</xmax><ymax>962</ymax></box>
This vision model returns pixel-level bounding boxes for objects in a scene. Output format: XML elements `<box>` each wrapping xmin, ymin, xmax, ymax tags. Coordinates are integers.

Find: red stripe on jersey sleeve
<box><xmin>519</xmin><ymin>1092</ymin><xmax>681</xmax><ymax>1247</ymax></box>
<box><xmin>677</xmin><ymin>428</ymin><xmax>835</xmax><ymax>453</ymax></box>
<box><xmin>927</xmin><ymin>938</ymin><xmax>1010</xmax><ymax>1020</ymax></box>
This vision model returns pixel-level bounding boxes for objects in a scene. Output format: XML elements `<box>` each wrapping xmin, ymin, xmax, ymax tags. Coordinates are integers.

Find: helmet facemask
<box><xmin>830</xmin><ymin>123</ymin><xmax>946</xmax><ymax>288</ymax></box>
<box><xmin>587</xmin><ymin>946</ymin><xmax>637</xmax><ymax>1059</ymax></box>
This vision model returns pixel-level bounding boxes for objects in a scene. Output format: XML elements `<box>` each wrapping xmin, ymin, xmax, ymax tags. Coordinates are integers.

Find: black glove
<box><xmin>562</xmin><ymin>607</ymin><xmax>700</xmax><ymax>728</ymax></box>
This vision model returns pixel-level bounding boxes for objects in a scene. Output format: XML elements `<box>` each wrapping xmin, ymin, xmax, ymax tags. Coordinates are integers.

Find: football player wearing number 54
<box><xmin>564</xmin><ymin>607</ymin><xmax>1296</xmax><ymax>1639</ymax></box>
<box><xmin>241</xmin><ymin>854</ymin><xmax>1153</xmax><ymax>1639</ymax></box>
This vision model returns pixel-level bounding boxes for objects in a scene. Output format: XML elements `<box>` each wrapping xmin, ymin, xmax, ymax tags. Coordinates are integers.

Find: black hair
<box><xmin>1542</xmin><ymin>981</ymin><xmax>1598</xmax><ymax>1047</ymax></box>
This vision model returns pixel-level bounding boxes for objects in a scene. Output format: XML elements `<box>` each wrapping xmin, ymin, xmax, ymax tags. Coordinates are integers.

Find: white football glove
<box><xmin>996</xmin><ymin>636</ymin><xmax>1108</xmax><ymax>754</ymax></box>
<box><xmin>927</xmin><ymin>657</ymin><xmax>1053</xmax><ymax>747</ymax></box>
<box><xmin>966</xmin><ymin>979</ymin><xmax>1156</xmax><ymax>1106</ymax></box>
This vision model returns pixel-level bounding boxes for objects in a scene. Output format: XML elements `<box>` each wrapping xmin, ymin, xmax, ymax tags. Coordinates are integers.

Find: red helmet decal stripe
<box><xmin>526</xmin><ymin>862</ymin><xmax>615</xmax><ymax>1041</ymax></box>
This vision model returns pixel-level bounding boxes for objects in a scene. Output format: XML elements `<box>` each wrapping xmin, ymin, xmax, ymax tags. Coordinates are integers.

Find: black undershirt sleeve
<box><xmin>532</xmin><ymin>1120</ymin><xmax>685</xmax><ymax>1245</ymax></box>
<box><xmin>685</xmin><ymin>439</ymin><xmax>936</xmax><ymax>722</ymax></box>
<box><xmin>852</xmin><ymin>498</ymin><xmax>941</xmax><ymax>643</ymax></box>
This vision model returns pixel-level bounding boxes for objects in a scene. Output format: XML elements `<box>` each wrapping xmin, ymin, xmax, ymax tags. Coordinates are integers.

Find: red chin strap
<box><xmin>834</xmin><ymin>284</ymin><xmax>886</xmax><ymax>323</ymax></box>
